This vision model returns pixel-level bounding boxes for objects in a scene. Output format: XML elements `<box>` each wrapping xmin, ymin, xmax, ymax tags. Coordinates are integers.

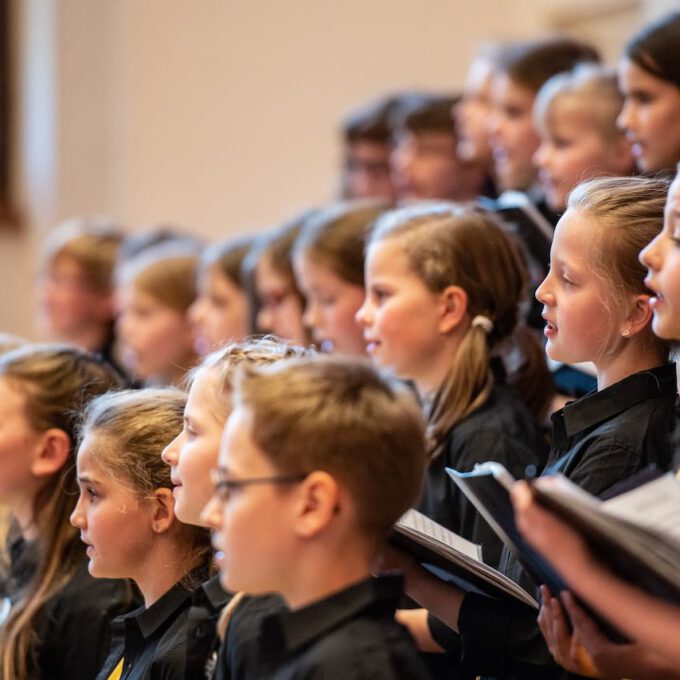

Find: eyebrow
<box><xmin>77</xmin><ymin>475</ymin><xmax>100</xmax><ymax>486</ymax></box>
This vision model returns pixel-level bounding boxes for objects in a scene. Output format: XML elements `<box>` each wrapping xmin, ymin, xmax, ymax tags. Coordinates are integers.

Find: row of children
<box><xmin>2</xmin><ymin>9</ymin><xmax>679</xmax><ymax>680</ymax></box>
<box><xmin>5</xmin><ymin>165</ymin><xmax>680</xmax><ymax>679</ymax></box>
<box><xmin>341</xmin><ymin>12</ymin><xmax>680</xmax><ymax>215</ymax></box>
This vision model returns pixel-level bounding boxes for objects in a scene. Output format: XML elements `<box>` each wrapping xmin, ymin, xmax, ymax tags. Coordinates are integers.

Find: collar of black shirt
<box><xmin>554</xmin><ymin>363</ymin><xmax>677</xmax><ymax>438</ymax></box>
<box><xmin>197</xmin><ymin>573</ymin><xmax>231</xmax><ymax>610</ymax></box>
<box><xmin>260</xmin><ymin>574</ymin><xmax>403</xmax><ymax>654</ymax></box>
<box><xmin>123</xmin><ymin>564</ymin><xmax>210</xmax><ymax>639</ymax></box>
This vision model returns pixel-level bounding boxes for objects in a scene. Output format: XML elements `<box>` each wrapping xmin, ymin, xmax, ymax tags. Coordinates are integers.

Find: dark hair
<box><xmin>294</xmin><ymin>200</ymin><xmax>388</xmax><ymax>287</ymax></box>
<box><xmin>342</xmin><ymin>93</ymin><xmax>412</xmax><ymax>145</ymax></box>
<box><xmin>624</xmin><ymin>12</ymin><xmax>680</xmax><ymax>89</ymax></box>
<box><xmin>392</xmin><ymin>93</ymin><xmax>460</xmax><ymax>137</ymax></box>
<box><xmin>498</xmin><ymin>37</ymin><xmax>600</xmax><ymax>93</ymax></box>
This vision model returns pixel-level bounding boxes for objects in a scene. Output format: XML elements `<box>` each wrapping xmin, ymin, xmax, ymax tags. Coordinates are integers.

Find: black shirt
<box><xmin>418</xmin><ymin>382</ymin><xmax>548</xmax><ymax>568</ymax></box>
<box><xmin>221</xmin><ymin>575</ymin><xmax>432</xmax><ymax>679</ymax></box>
<box><xmin>435</xmin><ymin>363</ymin><xmax>678</xmax><ymax>679</ymax></box>
<box><xmin>96</xmin><ymin>568</ymin><xmax>217</xmax><ymax>680</ymax></box>
<box><xmin>0</xmin><ymin>535</ymin><xmax>136</xmax><ymax>680</ymax></box>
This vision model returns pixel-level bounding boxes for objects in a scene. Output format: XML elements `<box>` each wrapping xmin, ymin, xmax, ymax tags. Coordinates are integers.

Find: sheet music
<box><xmin>602</xmin><ymin>473</ymin><xmax>680</xmax><ymax>542</ymax></box>
<box><xmin>399</xmin><ymin>509</ymin><xmax>481</xmax><ymax>560</ymax></box>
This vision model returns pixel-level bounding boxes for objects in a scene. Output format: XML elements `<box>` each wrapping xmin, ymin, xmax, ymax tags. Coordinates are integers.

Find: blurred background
<box><xmin>0</xmin><ymin>0</ymin><xmax>676</xmax><ymax>338</ymax></box>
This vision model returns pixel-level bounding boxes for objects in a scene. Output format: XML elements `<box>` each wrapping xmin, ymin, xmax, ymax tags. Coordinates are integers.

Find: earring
<box><xmin>622</xmin><ymin>328</ymin><xmax>631</xmax><ymax>338</ymax></box>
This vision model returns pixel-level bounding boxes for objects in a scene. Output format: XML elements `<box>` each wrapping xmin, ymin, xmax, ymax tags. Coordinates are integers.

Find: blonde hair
<box><xmin>0</xmin><ymin>345</ymin><xmax>123</xmax><ymax>680</ymax></box>
<box><xmin>567</xmin><ymin>175</ymin><xmax>671</xmax><ymax>358</ymax></box>
<box><xmin>41</xmin><ymin>218</ymin><xmax>124</xmax><ymax>294</ymax></box>
<box><xmin>118</xmin><ymin>243</ymin><xmax>198</xmax><ymax>313</ymax></box>
<box><xmin>368</xmin><ymin>204</ymin><xmax>536</xmax><ymax>454</ymax></box>
<box><xmin>186</xmin><ymin>336</ymin><xmax>312</xmax><ymax>419</ymax></box>
<box><xmin>535</xmin><ymin>64</ymin><xmax>626</xmax><ymax>145</ymax></box>
<box><xmin>78</xmin><ymin>389</ymin><xmax>212</xmax><ymax>582</ymax></box>
<box><xmin>234</xmin><ymin>355</ymin><xmax>427</xmax><ymax>538</ymax></box>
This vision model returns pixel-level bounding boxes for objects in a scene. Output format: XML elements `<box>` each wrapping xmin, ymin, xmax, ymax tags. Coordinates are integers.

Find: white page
<box><xmin>602</xmin><ymin>473</ymin><xmax>680</xmax><ymax>542</ymax></box>
<box><xmin>399</xmin><ymin>509</ymin><xmax>482</xmax><ymax>560</ymax></box>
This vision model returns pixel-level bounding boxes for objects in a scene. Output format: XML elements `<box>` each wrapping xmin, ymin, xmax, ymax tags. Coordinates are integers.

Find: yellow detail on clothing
<box><xmin>106</xmin><ymin>657</ymin><xmax>124</xmax><ymax>680</ymax></box>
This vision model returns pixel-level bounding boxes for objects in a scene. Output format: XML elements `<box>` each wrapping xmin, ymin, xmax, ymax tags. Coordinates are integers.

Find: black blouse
<box><xmin>95</xmin><ymin>567</ymin><xmax>218</xmax><ymax>680</ymax></box>
<box><xmin>219</xmin><ymin>576</ymin><xmax>432</xmax><ymax>680</ymax></box>
<box><xmin>418</xmin><ymin>382</ymin><xmax>548</xmax><ymax>568</ymax></box>
<box><xmin>0</xmin><ymin>535</ymin><xmax>136</xmax><ymax>680</ymax></box>
<box><xmin>432</xmin><ymin>363</ymin><xmax>678</xmax><ymax>679</ymax></box>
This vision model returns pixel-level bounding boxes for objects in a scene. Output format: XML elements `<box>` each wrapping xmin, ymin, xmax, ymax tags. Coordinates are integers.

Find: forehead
<box><xmin>366</xmin><ymin>237</ymin><xmax>413</xmax><ymax>276</ymax></box>
<box><xmin>0</xmin><ymin>376</ymin><xmax>27</xmax><ymax>415</ymax></box>
<box><xmin>187</xmin><ymin>367</ymin><xmax>226</xmax><ymax>418</ymax></box>
<box><xmin>552</xmin><ymin>209</ymin><xmax>596</xmax><ymax>253</ymax></box>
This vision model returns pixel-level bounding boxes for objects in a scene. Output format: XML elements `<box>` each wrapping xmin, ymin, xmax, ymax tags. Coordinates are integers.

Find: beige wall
<box><xmin>0</xmin><ymin>0</ymin><xmax>671</xmax><ymax>337</ymax></box>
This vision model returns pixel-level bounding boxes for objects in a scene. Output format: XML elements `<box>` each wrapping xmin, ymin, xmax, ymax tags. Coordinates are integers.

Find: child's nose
<box><xmin>355</xmin><ymin>299</ymin><xmax>372</xmax><ymax>327</ymax></box>
<box><xmin>161</xmin><ymin>436</ymin><xmax>179</xmax><ymax>466</ymax></box>
<box><xmin>70</xmin><ymin>501</ymin><xmax>85</xmax><ymax>529</ymax></box>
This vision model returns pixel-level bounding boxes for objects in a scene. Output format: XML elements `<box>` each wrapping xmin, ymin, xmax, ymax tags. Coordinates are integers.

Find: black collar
<box><xmin>554</xmin><ymin>364</ymin><xmax>676</xmax><ymax>438</ymax></box>
<box><xmin>128</xmin><ymin>579</ymin><xmax>194</xmax><ymax>640</ymax></box>
<box><xmin>262</xmin><ymin>574</ymin><xmax>402</xmax><ymax>654</ymax></box>
<box><xmin>200</xmin><ymin>573</ymin><xmax>231</xmax><ymax>609</ymax></box>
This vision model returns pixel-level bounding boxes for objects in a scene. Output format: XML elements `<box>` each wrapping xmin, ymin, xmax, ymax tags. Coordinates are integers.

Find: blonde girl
<box><xmin>70</xmin><ymin>388</ymin><xmax>213</xmax><ymax>679</ymax></box>
<box><xmin>293</xmin><ymin>200</ymin><xmax>387</xmax><ymax>356</ymax></box>
<box><xmin>161</xmin><ymin>338</ymin><xmax>310</xmax><ymax>677</ymax></box>
<box><xmin>189</xmin><ymin>236</ymin><xmax>253</xmax><ymax>356</ymax></box>
<box><xmin>116</xmin><ymin>243</ymin><xmax>199</xmax><ymax>385</ymax></box>
<box><xmin>356</xmin><ymin>203</ymin><xmax>549</xmax><ymax>568</ymax></box>
<box><xmin>509</xmin><ymin>167</ymin><xmax>680</xmax><ymax>680</ymax></box>
<box><xmin>533</xmin><ymin>64</ymin><xmax>635</xmax><ymax>214</ymax></box>
<box><xmin>0</xmin><ymin>345</ymin><xmax>133</xmax><ymax>680</ymax></box>
<box><xmin>390</xmin><ymin>177</ymin><xmax>676</xmax><ymax>678</ymax></box>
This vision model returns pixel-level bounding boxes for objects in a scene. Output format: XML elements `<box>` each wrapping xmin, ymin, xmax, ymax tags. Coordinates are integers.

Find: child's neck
<box><xmin>595</xmin><ymin>342</ymin><xmax>665</xmax><ymax>391</ymax></box>
<box><xmin>134</xmin><ymin>537</ymin><xmax>203</xmax><ymax>608</ymax></box>
<box><xmin>281</xmin><ymin>540</ymin><xmax>374</xmax><ymax>611</ymax></box>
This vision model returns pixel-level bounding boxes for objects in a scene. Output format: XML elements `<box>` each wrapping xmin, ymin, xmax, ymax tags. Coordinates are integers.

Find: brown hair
<box><xmin>567</xmin><ymin>175</ymin><xmax>671</xmax><ymax>358</ymax></box>
<box><xmin>392</xmin><ymin>93</ymin><xmax>460</xmax><ymax>137</ymax></box>
<box><xmin>242</xmin><ymin>211</ymin><xmax>315</xmax><ymax>336</ymax></box>
<box><xmin>234</xmin><ymin>355</ymin><xmax>427</xmax><ymax>538</ymax></box>
<box><xmin>368</xmin><ymin>204</ymin><xmax>546</xmax><ymax>453</ymax></box>
<box><xmin>624</xmin><ymin>12</ymin><xmax>680</xmax><ymax>90</ymax></box>
<box><xmin>118</xmin><ymin>243</ymin><xmax>198</xmax><ymax>313</ymax></box>
<box><xmin>0</xmin><ymin>344</ymin><xmax>123</xmax><ymax>680</ymax></box>
<box><xmin>293</xmin><ymin>200</ymin><xmax>388</xmax><ymax>287</ymax></box>
<box><xmin>41</xmin><ymin>218</ymin><xmax>124</xmax><ymax>294</ymax></box>
<box><xmin>198</xmin><ymin>235</ymin><xmax>255</xmax><ymax>289</ymax></box>
<box><xmin>187</xmin><ymin>337</ymin><xmax>313</xmax><ymax>420</ymax></box>
<box><xmin>498</xmin><ymin>37</ymin><xmax>600</xmax><ymax>93</ymax></box>
<box><xmin>534</xmin><ymin>64</ymin><xmax>626</xmax><ymax>144</ymax></box>
<box><xmin>342</xmin><ymin>93</ymin><xmax>410</xmax><ymax>145</ymax></box>
<box><xmin>78</xmin><ymin>389</ymin><xmax>212</xmax><ymax>582</ymax></box>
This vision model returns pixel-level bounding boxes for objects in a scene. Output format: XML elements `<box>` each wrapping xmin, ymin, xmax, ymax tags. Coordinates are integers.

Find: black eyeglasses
<box><xmin>210</xmin><ymin>468</ymin><xmax>307</xmax><ymax>502</ymax></box>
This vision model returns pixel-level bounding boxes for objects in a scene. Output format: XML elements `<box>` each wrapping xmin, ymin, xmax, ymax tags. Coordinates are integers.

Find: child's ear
<box><xmin>623</xmin><ymin>294</ymin><xmax>653</xmax><ymax>337</ymax></box>
<box><xmin>438</xmin><ymin>285</ymin><xmax>468</xmax><ymax>335</ymax></box>
<box><xmin>293</xmin><ymin>471</ymin><xmax>341</xmax><ymax>539</ymax></box>
<box><xmin>30</xmin><ymin>428</ymin><xmax>71</xmax><ymax>478</ymax></box>
<box><xmin>149</xmin><ymin>488</ymin><xmax>176</xmax><ymax>534</ymax></box>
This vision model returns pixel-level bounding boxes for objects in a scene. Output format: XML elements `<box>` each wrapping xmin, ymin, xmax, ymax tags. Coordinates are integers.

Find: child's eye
<box><xmin>86</xmin><ymin>486</ymin><xmax>99</xmax><ymax>501</ymax></box>
<box><xmin>371</xmin><ymin>287</ymin><xmax>389</xmax><ymax>303</ymax></box>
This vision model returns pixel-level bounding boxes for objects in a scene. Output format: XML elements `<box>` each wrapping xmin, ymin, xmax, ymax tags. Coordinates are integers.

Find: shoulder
<box><xmin>293</xmin><ymin>617</ymin><xmax>429</xmax><ymax>679</ymax></box>
<box><xmin>442</xmin><ymin>385</ymin><xmax>545</xmax><ymax>473</ymax></box>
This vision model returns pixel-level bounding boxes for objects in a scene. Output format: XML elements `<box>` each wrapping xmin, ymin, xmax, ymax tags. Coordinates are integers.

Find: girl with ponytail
<box><xmin>356</xmin><ymin>203</ymin><xmax>550</xmax><ymax>567</ymax></box>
